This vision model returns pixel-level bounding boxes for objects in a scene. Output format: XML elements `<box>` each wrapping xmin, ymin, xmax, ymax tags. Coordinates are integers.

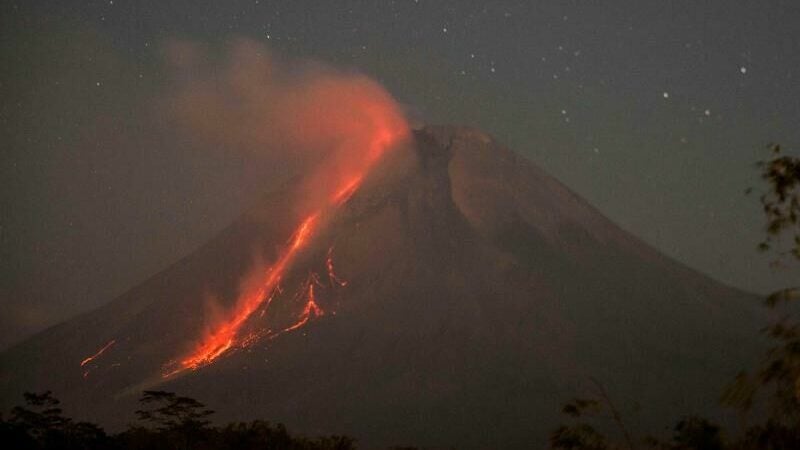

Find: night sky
<box><xmin>2</xmin><ymin>0</ymin><xmax>799</xmax><ymax>349</ymax></box>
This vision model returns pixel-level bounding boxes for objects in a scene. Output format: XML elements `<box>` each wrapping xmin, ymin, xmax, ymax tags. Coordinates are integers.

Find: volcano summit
<box><xmin>0</xmin><ymin>125</ymin><xmax>761</xmax><ymax>448</ymax></box>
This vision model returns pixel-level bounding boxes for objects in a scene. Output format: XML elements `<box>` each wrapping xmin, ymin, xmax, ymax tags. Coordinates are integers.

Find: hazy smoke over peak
<box><xmin>161</xmin><ymin>38</ymin><xmax>410</xmax><ymax>212</ymax></box>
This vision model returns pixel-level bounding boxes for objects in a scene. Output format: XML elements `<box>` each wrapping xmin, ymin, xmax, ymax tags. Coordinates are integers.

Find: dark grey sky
<box><xmin>2</xmin><ymin>0</ymin><xmax>799</xmax><ymax>349</ymax></box>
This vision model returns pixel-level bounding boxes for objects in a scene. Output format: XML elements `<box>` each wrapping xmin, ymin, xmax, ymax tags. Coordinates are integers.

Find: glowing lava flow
<box><xmin>332</xmin><ymin>174</ymin><xmax>364</xmax><ymax>205</ymax></box>
<box><xmin>326</xmin><ymin>247</ymin><xmax>348</xmax><ymax>287</ymax></box>
<box><xmin>80</xmin><ymin>340</ymin><xmax>116</xmax><ymax>367</ymax></box>
<box><xmin>165</xmin><ymin>120</ymin><xmax>408</xmax><ymax>378</ymax></box>
<box><xmin>176</xmin><ymin>213</ymin><xmax>320</xmax><ymax>372</ymax></box>
<box><xmin>278</xmin><ymin>279</ymin><xmax>325</xmax><ymax>335</ymax></box>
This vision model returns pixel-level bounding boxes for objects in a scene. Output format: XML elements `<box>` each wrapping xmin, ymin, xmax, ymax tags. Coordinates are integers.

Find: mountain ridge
<box><xmin>0</xmin><ymin>125</ymin><xmax>762</xmax><ymax>448</ymax></box>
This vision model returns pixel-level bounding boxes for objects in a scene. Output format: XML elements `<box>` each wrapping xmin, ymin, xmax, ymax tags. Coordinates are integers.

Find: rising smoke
<box><xmin>162</xmin><ymin>38</ymin><xmax>410</xmax><ymax>217</ymax></box>
<box><xmin>156</xmin><ymin>38</ymin><xmax>410</xmax><ymax>375</ymax></box>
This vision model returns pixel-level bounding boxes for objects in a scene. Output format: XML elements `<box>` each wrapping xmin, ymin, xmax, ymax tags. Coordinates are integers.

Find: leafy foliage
<box><xmin>752</xmin><ymin>144</ymin><xmax>800</xmax><ymax>263</ymax></box>
<box><xmin>718</xmin><ymin>144</ymin><xmax>800</xmax><ymax>445</ymax></box>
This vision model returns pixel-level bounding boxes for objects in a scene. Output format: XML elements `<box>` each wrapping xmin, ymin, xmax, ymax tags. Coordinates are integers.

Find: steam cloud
<box><xmin>162</xmin><ymin>38</ymin><xmax>410</xmax><ymax>215</ymax></box>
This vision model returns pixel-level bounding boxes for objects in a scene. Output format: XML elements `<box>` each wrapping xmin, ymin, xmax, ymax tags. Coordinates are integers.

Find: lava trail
<box><xmin>326</xmin><ymin>247</ymin><xmax>348</xmax><ymax>287</ymax></box>
<box><xmin>177</xmin><ymin>212</ymin><xmax>321</xmax><ymax>372</ymax></box>
<box><xmin>167</xmin><ymin>119</ymin><xmax>408</xmax><ymax>377</ymax></box>
<box><xmin>271</xmin><ymin>275</ymin><xmax>325</xmax><ymax>337</ymax></box>
<box><xmin>80</xmin><ymin>340</ymin><xmax>116</xmax><ymax>367</ymax></box>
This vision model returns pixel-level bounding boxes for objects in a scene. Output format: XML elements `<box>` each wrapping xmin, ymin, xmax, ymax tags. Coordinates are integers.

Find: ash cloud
<box><xmin>161</xmin><ymin>38</ymin><xmax>409</xmax><ymax>214</ymax></box>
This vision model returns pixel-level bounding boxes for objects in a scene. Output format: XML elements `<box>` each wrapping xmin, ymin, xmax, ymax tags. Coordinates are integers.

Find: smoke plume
<box><xmin>162</xmin><ymin>38</ymin><xmax>410</xmax><ymax>216</ymax></box>
<box><xmin>158</xmin><ymin>38</ymin><xmax>410</xmax><ymax>375</ymax></box>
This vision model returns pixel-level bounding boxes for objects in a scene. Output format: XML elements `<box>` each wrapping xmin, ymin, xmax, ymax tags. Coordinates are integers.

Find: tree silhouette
<box><xmin>135</xmin><ymin>390</ymin><xmax>215</xmax><ymax>431</ymax></box>
<box><xmin>719</xmin><ymin>143</ymin><xmax>800</xmax><ymax>447</ymax></box>
<box><xmin>670</xmin><ymin>417</ymin><xmax>723</xmax><ymax>450</ymax></box>
<box><xmin>2</xmin><ymin>389</ymin><xmax>357</xmax><ymax>450</ymax></box>
<box><xmin>9</xmin><ymin>391</ymin><xmax>70</xmax><ymax>440</ymax></box>
<box><xmin>1</xmin><ymin>391</ymin><xmax>108</xmax><ymax>450</ymax></box>
<box><xmin>131</xmin><ymin>390</ymin><xmax>215</xmax><ymax>450</ymax></box>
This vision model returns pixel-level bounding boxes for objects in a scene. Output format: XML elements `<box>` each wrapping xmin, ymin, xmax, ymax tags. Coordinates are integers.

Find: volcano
<box><xmin>0</xmin><ymin>125</ymin><xmax>761</xmax><ymax>448</ymax></box>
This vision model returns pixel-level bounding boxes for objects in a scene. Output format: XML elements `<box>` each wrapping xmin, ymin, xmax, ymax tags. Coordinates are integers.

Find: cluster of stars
<box><xmin>81</xmin><ymin>0</ymin><xmax>760</xmax><ymax>156</ymax></box>
<box><xmin>652</xmin><ymin>66</ymin><xmax>748</xmax><ymax>133</ymax></box>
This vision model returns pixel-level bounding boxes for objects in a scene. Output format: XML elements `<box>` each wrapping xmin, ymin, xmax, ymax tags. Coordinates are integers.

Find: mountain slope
<box><xmin>0</xmin><ymin>125</ymin><xmax>762</xmax><ymax>448</ymax></box>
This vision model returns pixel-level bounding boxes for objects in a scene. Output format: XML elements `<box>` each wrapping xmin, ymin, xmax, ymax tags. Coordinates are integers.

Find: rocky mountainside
<box><xmin>0</xmin><ymin>125</ymin><xmax>762</xmax><ymax>448</ymax></box>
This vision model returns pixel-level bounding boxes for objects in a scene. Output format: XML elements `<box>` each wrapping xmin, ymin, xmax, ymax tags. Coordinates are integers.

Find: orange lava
<box><xmin>279</xmin><ymin>282</ymin><xmax>324</xmax><ymax>335</ymax></box>
<box><xmin>164</xmin><ymin>124</ymin><xmax>406</xmax><ymax>377</ymax></box>
<box><xmin>80</xmin><ymin>340</ymin><xmax>116</xmax><ymax>367</ymax></box>
<box><xmin>332</xmin><ymin>175</ymin><xmax>364</xmax><ymax>205</ymax></box>
<box><xmin>326</xmin><ymin>247</ymin><xmax>348</xmax><ymax>287</ymax></box>
<box><xmin>178</xmin><ymin>213</ymin><xmax>320</xmax><ymax>371</ymax></box>
<box><xmin>165</xmin><ymin>83</ymin><xmax>409</xmax><ymax>377</ymax></box>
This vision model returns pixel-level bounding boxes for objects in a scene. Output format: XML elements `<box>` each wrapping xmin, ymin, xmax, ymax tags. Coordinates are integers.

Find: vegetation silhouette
<box><xmin>0</xmin><ymin>389</ymin><xmax>355</xmax><ymax>450</ymax></box>
<box><xmin>550</xmin><ymin>144</ymin><xmax>800</xmax><ymax>449</ymax></box>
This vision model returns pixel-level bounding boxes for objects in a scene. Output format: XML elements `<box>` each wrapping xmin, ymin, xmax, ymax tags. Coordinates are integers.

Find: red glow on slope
<box><xmin>163</xmin><ymin>63</ymin><xmax>409</xmax><ymax>377</ymax></box>
<box><xmin>326</xmin><ymin>247</ymin><xmax>347</xmax><ymax>287</ymax></box>
<box><xmin>80</xmin><ymin>340</ymin><xmax>116</xmax><ymax>367</ymax></box>
<box><xmin>332</xmin><ymin>175</ymin><xmax>364</xmax><ymax>205</ymax></box>
<box><xmin>167</xmin><ymin>125</ymin><xmax>407</xmax><ymax>376</ymax></box>
<box><xmin>178</xmin><ymin>213</ymin><xmax>320</xmax><ymax>372</ymax></box>
<box><xmin>279</xmin><ymin>282</ymin><xmax>324</xmax><ymax>334</ymax></box>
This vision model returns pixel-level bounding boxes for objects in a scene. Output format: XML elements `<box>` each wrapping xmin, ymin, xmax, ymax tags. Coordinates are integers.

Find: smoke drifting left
<box><xmin>162</xmin><ymin>38</ymin><xmax>410</xmax><ymax>217</ymax></box>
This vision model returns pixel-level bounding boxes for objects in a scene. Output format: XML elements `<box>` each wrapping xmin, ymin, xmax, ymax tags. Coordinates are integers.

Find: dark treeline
<box><xmin>0</xmin><ymin>390</ymin><xmax>356</xmax><ymax>450</ymax></box>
